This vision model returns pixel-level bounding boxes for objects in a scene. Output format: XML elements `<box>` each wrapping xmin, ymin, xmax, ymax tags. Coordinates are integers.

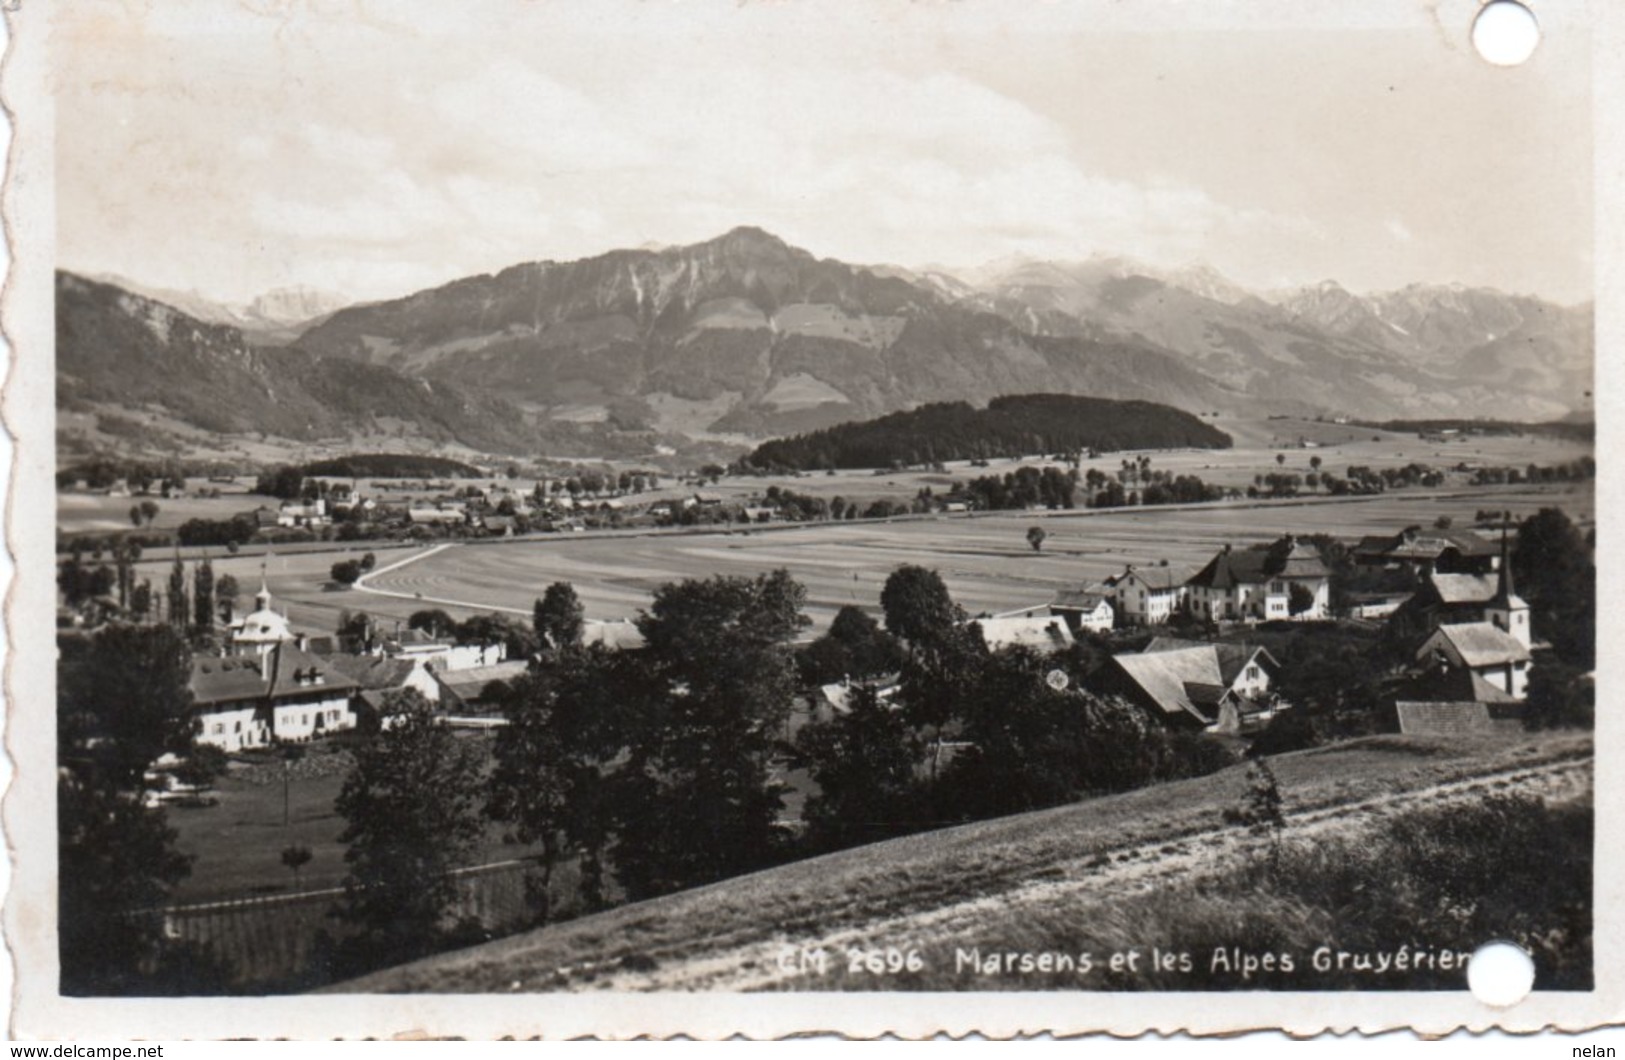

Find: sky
<box><xmin>54</xmin><ymin>0</ymin><xmax>1595</xmax><ymax>306</ymax></box>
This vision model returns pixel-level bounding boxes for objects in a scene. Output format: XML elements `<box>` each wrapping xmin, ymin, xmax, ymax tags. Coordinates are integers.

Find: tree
<box><xmin>408</xmin><ymin>609</ymin><xmax>457</xmax><ymax>639</ymax></box>
<box><xmin>1276</xmin><ymin>453</ymin><xmax>1286</xmax><ymax>467</ymax></box>
<box><xmin>330</xmin><ymin>559</ymin><xmax>363</xmax><ymax>586</ymax></box>
<box><xmin>216</xmin><ymin>574</ymin><xmax>240</xmax><ymax>622</ymax></box>
<box><xmin>58</xmin><ymin>772</ymin><xmax>194</xmax><ymax>994</ymax></box>
<box><xmin>333</xmin><ymin>689</ymin><xmax>485</xmax><ymax>970</ymax></box>
<box><xmin>1513</xmin><ymin>508</ymin><xmax>1595</xmax><ymax>669</ymax></box>
<box><xmin>57</xmin><ymin>623</ymin><xmax>200</xmax><ymax>993</ymax></box>
<box><xmin>192</xmin><ymin>557</ymin><xmax>216</xmax><ymax>638</ymax></box>
<box><xmin>139</xmin><ymin>499</ymin><xmax>161</xmax><ymax>526</ymax></box>
<box><xmin>488</xmin><ymin>645</ymin><xmax>638</xmax><ymax>919</ymax></box>
<box><xmin>59</xmin><ymin>623</ymin><xmax>197</xmax><ymax>789</ymax></box>
<box><xmin>794</xmin><ymin>683</ymin><xmax>923</xmax><ymax>852</ymax></box>
<box><xmin>614</xmin><ymin>571</ymin><xmax>809</xmax><ymax>899</ymax></box>
<box><xmin>360</xmin><ymin>552</ymin><xmax>378</xmax><ymax>572</ymax></box>
<box><xmin>879</xmin><ymin>565</ymin><xmax>963</xmax><ymax>653</ymax></box>
<box><xmin>280</xmin><ymin>844</ymin><xmax>313</xmax><ymax>888</ymax></box>
<box><xmin>1309</xmin><ymin>455</ymin><xmax>1323</xmax><ymax>474</ymax></box>
<box><xmin>1233</xmin><ymin>759</ymin><xmax>1285</xmax><ymax>869</ymax></box>
<box><xmin>534</xmin><ymin>582</ymin><xmax>585</xmax><ymax>650</ymax></box>
<box><xmin>166</xmin><ymin>555</ymin><xmax>188</xmax><ymax>632</ymax></box>
<box><xmin>1026</xmin><ymin>525</ymin><xmax>1047</xmax><ymax>552</ymax></box>
<box><xmin>1287</xmin><ymin>581</ymin><xmax>1316</xmax><ymax>617</ymax></box>
<box><xmin>128</xmin><ymin>505</ymin><xmax>143</xmax><ymax>528</ymax></box>
<box><xmin>796</xmin><ymin>605</ymin><xmax>905</xmax><ymax>687</ymax></box>
<box><xmin>1523</xmin><ymin>661</ymin><xmax>1593</xmax><ymax>730</ymax></box>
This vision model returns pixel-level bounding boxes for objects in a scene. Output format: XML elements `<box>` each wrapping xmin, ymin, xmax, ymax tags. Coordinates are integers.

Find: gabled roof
<box><xmin>1111</xmin><ymin>566</ymin><xmax>1192</xmax><ymax>592</ymax></box>
<box><xmin>1426</xmin><ymin>573</ymin><xmax>1500</xmax><ymax>605</ymax></box>
<box><xmin>1428</xmin><ymin>622</ymin><xmax>1530</xmax><ymax>667</ymax></box>
<box><xmin>1187</xmin><ymin>542</ymin><xmax>1328</xmax><ymax>590</ymax></box>
<box><xmin>971</xmin><ymin>615</ymin><xmax>1076</xmax><ymax>652</ymax></box>
<box><xmin>1215</xmin><ymin>642</ymin><xmax>1279</xmax><ymax>684</ymax></box>
<box><xmin>264</xmin><ymin>644</ymin><xmax>361</xmax><ymax>699</ymax></box>
<box><xmin>1143</xmin><ymin>636</ymin><xmax>1206</xmax><ymax>653</ymax></box>
<box><xmin>1110</xmin><ymin>646</ymin><xmax>1225</xmax><ymax>724</ymax></box>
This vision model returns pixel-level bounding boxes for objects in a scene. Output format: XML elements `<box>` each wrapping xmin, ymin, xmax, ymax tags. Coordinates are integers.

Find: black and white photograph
<box><xmin>9</xmin><ymin>0</ymin><xmax>1619</xmax><ymax>1039</ymax></box>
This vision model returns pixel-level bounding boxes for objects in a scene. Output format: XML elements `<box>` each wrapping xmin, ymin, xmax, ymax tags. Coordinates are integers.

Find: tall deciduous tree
<box><xmin>533</xmin><ymin>582</ymin><xmax>585</xmax><ymax>650</ymax></box>
<box><xmin>614</xmin><ymin>570</ymin><xmax>809</xmax><ymax>899</ymax></box>
<box><xmin>334</xmin><ymin>689</ymin><xmax>485</xmax><ymax>970</ymax></box>
<box><xmin>57</xmin><ymin>623</ymin><xmax>200</xmax><ymax>993</ymax></box>
<box><xmin>794</xmin><ymin>683</ymin><xmax>923</xmax><ymax>852</ymax></box>
<box><xmin>796</xmin><ymin>605</ymin><xmax>905</xmax><ymax>687</ymax></box>
<box><xmin>879</xmin><ymin>565</ymin><xmax>962</xmax><ymax>653</ymax></box>
<box><xmin>1513</xmin><ymin>508</ymin><xmax>1595</xmax><ymax>669</ymax></box>
<box><xmin>488</xmin><ymin>644</ymin><xmax>638</xmax><ymax>917</ymax></box>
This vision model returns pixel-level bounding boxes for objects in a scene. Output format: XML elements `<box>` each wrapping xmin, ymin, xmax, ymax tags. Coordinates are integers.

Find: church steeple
<box><xmin>1487</xmin><ymin>511</ymin><xmax>1531</xmax><ymax>648</ymax></box>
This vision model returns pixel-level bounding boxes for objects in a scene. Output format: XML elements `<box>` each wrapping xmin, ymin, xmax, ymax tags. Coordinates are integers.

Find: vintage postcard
<box><xmin>6</xmin><ymin>0</ymin><xmax>1621</xmax><ymax>1040</ymax></box>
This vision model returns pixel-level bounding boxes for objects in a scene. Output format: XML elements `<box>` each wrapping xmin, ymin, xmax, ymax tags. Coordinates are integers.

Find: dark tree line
<box><xmin>745</xmin><ymin>394</ymin><xmax>1231</xmax><ymax>471</ymax></box>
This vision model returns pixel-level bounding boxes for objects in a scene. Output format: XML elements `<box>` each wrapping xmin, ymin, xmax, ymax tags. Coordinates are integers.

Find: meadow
<box><xmin>330</xmin><ymin>730</ymin><xmax>1592</xmax><ymax>993</ymax></box>
<box><xmin>187</xmin><ymin>481</ymin><xmax>1590</xmax><ymax>637</ymax></box>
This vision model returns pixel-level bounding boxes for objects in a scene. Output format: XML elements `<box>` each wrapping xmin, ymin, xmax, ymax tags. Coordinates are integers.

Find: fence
<box><xmin>157</xmin><ymin>857</ymin><xmax>545</xmax><ymax>991</ymax></box>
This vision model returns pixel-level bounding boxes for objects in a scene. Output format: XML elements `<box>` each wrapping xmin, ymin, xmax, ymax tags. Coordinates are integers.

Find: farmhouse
<box><xmin>435</xmin><ymin>660</ymin><xmax>531</xmax><ymax>716</ymax></box>
<box><xmin>1352</xmin><ymin>525</ymin><xmax>1500</xmax><ymax>576</ymax></box>
<box><xmin>375</xmin><ymin>626</ymin><xmax>507</xmax><ymax>671</ymax></box>
<box><xmin>1049</xmin><ymin>588</ymin><xmax>1115</xmax><ymax>633</ymax></box>
<box><xmin>808</xmin><ymin>674</ymin><xmax>903</xmax><ymax>726</ymax></box>
<box><xmin>1103</xmin><ymin>638</ymin><xmax>1285</xmax><ymax>734</ymax></box>
<box><xmin>1102</xmin><ymin>565</ymin><xmax>1191</xmax><ymax>627</ymax></box>
<box><xmin>190</xmin><ymin>642</ymin><xmax>361</xmax><ymax>752</ymax></box>
<box><xmin>408</xmin><ymin>507</ymin><xmax>466</xmax><ymax>527</ymax></box>
<box><xmin>1184</xmin><ymin>537</ymin><xmax>1330</xmax><ymax>624</ymax></box>
<box><xmin>276</xmin><ymin>499</ymin><xmax>329</xmax><ymax>528</ymax></box>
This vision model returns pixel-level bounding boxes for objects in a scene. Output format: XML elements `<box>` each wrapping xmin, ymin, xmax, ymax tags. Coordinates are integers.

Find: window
<box><xmin>1246</xmin><ymin>665</ymin><xmax>1260</xmax><ymax>682</ymax></box>
<box><xmin>1271</xmin><ymin>581</ymin><xmax>1284</xmax><ymax>593</ymax></box>
<box><xmin>234</xmin><ymin>721</ymin><xmax>242</xmax><ymax>733</ymax></box>
<box><xmin>212</xmin><ymin>723</ymin><xmax>224</xmax><ymax>735</ymax></box>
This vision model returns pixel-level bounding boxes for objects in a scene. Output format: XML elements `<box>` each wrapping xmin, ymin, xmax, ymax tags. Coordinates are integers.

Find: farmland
<box><xmin>133</xmin><ymin>480</ymin><xmax>1592</xmax><ymax>638</ymax></box>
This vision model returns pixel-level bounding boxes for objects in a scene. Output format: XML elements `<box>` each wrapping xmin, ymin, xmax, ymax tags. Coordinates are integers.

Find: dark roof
<box><xmin>1356</xmin><ymin>528</ymin><xmax>1499</xmax><ymax>561</ymax></box>
<box><xmin>435</xmin><ymin>661</ymin><xmax>531</xmax><ymax>702</ymax></box>
<box><xmin>327</xmin><ymin>653</ymin><xmax>416</xmax><ymax>690</ymax></box>
<box><xmin>1186</xmin><ymin>549</ymin><xmax>1272</xmax><ymax>589</ymax></box>
<box><xmin>1188</xmin><ymin>542</ymin><xmax>1328</xmax><ymax>590</ymax></box>
<box><xmin>1215</xmin><ymin>643</ymin><xmax>1278</xmax><ymax>685</ymax></box>
<box><xmin>189</xmin><ymin>655</ymin><xmax>267</xmax><ymax>707</ymax></box>
<box><xmin>264</xmin><ymin>643</ymin><xmax>361</xmax><ymax>698</ymax></box>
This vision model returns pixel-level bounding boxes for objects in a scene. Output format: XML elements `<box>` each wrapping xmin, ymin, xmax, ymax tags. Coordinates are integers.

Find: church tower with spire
<box><xmin>1485</xmin><ymin>512</ymin><xmax>1531</xmax><ymax>649</ymax></box>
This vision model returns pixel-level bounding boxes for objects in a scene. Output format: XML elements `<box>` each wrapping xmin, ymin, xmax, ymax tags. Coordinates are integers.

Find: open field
<box><xmin>164</xmin><ymin>735</ymin><xmax>540</xmax><ymax>903</ymax></box>
<box><xmin>352</xmin><ymin>483</ymin><xmax>1590</xmax><ymax>635</ymax></box>
<box><xmin>124</xmin><ymin>480</ymin><xmax>1592</xmax><ymax>638</ymax></box>
<box><xmin>330</xmin><ymin>730</ymin><xmax>1592</xmax><ymax>993</ymax></box>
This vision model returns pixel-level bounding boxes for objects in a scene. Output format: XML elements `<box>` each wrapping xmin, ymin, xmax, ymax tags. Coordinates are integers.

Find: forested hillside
<box><xmin>745</xmin><ymin>394</ymin><xmax>1232</xmax><ymax>470</ymax></box>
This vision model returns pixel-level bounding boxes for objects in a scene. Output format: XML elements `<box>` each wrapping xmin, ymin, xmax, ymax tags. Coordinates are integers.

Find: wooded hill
<box><xmin>744</xmin><ymin>394</ymin><xmax>1232</xmax><ymax>470</ymax></box>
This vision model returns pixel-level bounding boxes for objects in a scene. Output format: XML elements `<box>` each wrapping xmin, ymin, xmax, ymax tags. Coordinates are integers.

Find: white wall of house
<box><xmin>271</xmin><ymin>692</ymin><xmax>357</xmax><ymax>742</ymax></box>
<box><xmin>196</xmin><ymin>705</ymin><xmax>271</xmax><ymax>753</ymax></box>
<box><xmin>1114</xmin><ymin>574</ymin><xmax>1186</xmax><ymax>626</ymax></box>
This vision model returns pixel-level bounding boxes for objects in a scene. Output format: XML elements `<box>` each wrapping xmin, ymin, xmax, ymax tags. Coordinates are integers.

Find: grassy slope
<box><xmin>330</xmin><ymin>730</ymin><xmax>1591</xmax><ymax>993</ymax></box>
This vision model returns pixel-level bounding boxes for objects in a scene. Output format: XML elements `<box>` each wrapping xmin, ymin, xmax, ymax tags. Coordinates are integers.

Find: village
<box><xmin>90</xmin><ymin>508</ymin><xmax>1552</xmax><ymax>786</ymax></box>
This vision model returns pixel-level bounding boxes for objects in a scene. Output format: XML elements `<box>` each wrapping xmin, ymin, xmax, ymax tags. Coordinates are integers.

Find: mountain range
<box><xmin>58</xmin><ymin>227</ymin><xmax>1592</xmax><ymax>465</ymax></box>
